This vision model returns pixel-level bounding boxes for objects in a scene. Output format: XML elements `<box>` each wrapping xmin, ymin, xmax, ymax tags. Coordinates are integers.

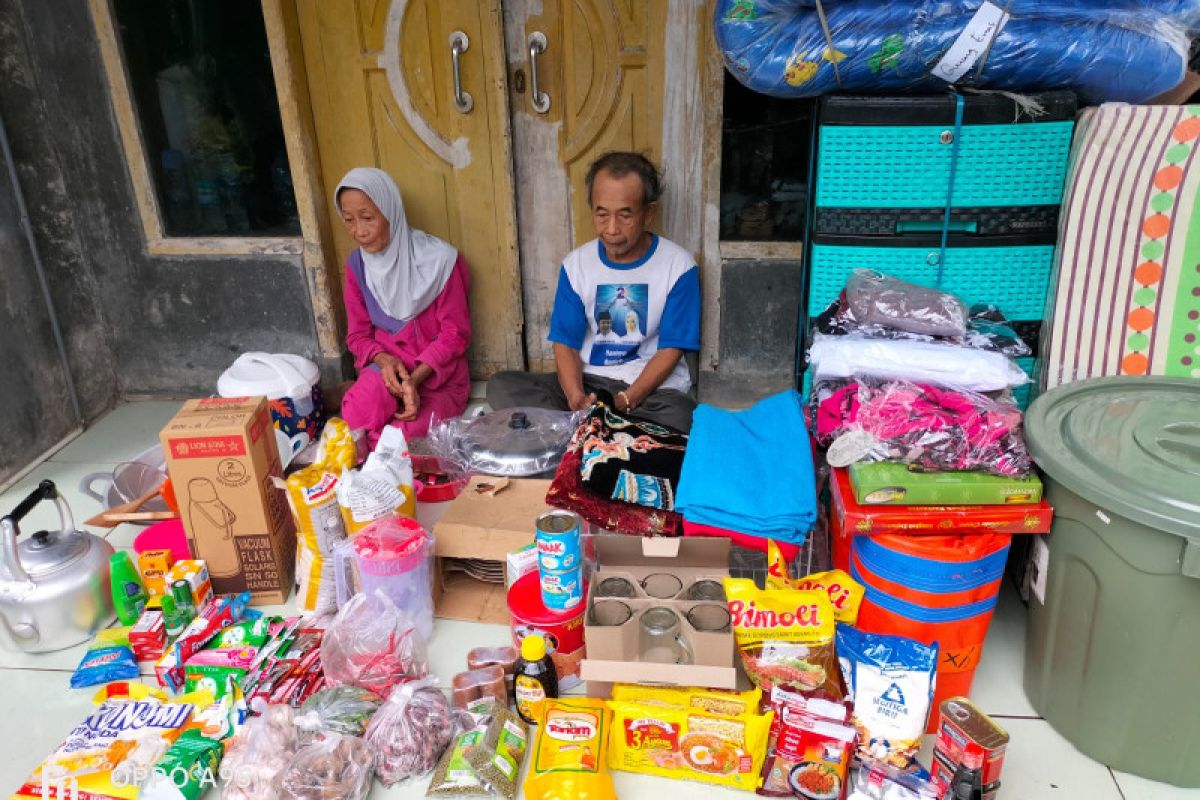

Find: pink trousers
<box><xmin>340</xmin><ymin>368</ymin><xmax>467</xmax><ymax>448</ymax></box>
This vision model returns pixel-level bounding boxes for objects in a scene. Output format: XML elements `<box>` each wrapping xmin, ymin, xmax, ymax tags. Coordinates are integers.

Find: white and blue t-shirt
<box><xmin>548</xmin><ymin>234</ymin><xmax>701</xmax><ymax>392</ymax></box>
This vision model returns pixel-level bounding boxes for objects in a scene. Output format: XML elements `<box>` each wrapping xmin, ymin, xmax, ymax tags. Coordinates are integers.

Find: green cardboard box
<box><xmin>849</xmin><ymin>462</ymin><xmax>1043</xmax><ymax>506</ymax></box>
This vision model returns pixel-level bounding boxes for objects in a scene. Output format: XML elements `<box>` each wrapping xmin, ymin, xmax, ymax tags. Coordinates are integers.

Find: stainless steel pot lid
<box><xmin>460</xmin><ymin>407</ymin><xmax>575</xmax><ymax>476</ymax></box>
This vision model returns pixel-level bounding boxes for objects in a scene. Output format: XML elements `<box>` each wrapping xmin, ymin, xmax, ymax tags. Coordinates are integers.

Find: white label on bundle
<box><xmin>931</xmin><ymin>1</ymin><xmax>1010</xmax><ymax>83</ymax></box>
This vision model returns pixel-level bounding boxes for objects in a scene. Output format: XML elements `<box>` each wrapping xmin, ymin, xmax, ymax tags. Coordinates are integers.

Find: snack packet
<box><xmin>70</xmin><ymin>627</ymin><xmax>140</xmax><ymax>689</ymax></box>
<box><xmin>337</xmin><ymin>425</ymin><xmax>417</xmax><ymax>533</ymax></box>
<box><xmin>609</xmin><ymin>684</ymin><xmax>762</xmax><ymax>717</ymax></box>
<box><xmin>606</xmin><ymin>699</ymin><xmax>773</xmax><ymax>791</ymax></box>
<box><xmin>365</xmin><ymin>677</ymin><xmax>456</xmax><ymax>786</ymax></box>
<box><xmin>766</xmin><ymin>539</ymin><xmax>865</xmax><ymax>625</ymax></box>
<box><xmin>725</xmin><ymin>578</ymin><xmax>843</xmax><ymax>699</ymax></box>
<box><xmin>14</xmin><ymin>696</ymin><xmax>199</xmax><ymax>799</ymax></box>
<box><xmin>524</xmin><ymin>698</ymin><xmax>615</xmax><ymax>800</ymax></box>
<box><xmin>836</xmin><ymin>625</ymin><xmax>939</xmax><ymax>769</ymax></box>
<box><xmin>140</xmin><ymin>729</ymin><xmax>224</xmax><ymax>800</ymax></box>
<box><xmin>282</xmin><ymin>418</ymin><xmax>356</xmax><ymax>614</ymax></box>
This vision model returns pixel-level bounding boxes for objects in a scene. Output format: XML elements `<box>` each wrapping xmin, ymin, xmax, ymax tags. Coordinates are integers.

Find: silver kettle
<box><xmin>0</xmin><ymin>480</ymin><xmax>116</xmax><ymax>652</ymax></box>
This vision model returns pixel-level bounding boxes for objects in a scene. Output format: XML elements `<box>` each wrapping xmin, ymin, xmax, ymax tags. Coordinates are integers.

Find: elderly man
<box><xmin>487</xmin><ymin>151</ymin><xmax>700</xmax><ymax>432</ymax></box>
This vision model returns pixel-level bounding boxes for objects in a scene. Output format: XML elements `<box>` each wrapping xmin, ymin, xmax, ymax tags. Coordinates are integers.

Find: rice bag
<box><xmin>219</xmin><ymin>703</ymin><xmax>299</xmax><ymax>800</ymax></box>
<box><xmin>277</xmin><ymin>733</ymin><xmax>374</xmax><ymax>800</ymax></box>
<box><xmin>725</xmin><ymin>578</ymin><xmax>843</xmax><ymax>699</ymax></box>
<box><xmin>321</xmin><ymin>588</ymin><xmax>429</xmax><ymax>697</ymax></box>
<box><xmin>610</xmin><ymin>685</ymin><xmax>762</xmax><ymax>717</ymax></box>
<box><xmin>607</xmin><ymin>699</ymin><xmax>774</xmax><ymax>792</ymax></box>
<box><xmin>836</xmin><ymin>625</ymin><xmax>939</xmax><ymax>769</ymax></box>
<box><xmin>282</xmin><ymin>417</ymin><xmax>356</xmax><ymax>613</ymax></box>
<box><xmin>70</xmin><ymin>627</ymin><xmax>140</xmax><ymax>689</ymax></box>
<box><xmin>364</xmin><ymin>677</ymin><xmax>456</xmax><ymax>786</ymax></box>
<box><xmin>337</xmin><ymin>425</ymin><xmax>417</xmax><ymax>533</ymax></box>
<box><xmin>524</xmin><ymin>698</ymin><xmax>615</xmax><ymax>800</ymax></box>
<box><xmin>295</xmin><ymin>685</ymin><xmax>384</xmax><ymax>742</ymax></box>
<box><xmin>766</xmin><ymin>539</ymin><xmax>864</xmax><ymax>625</ymax></box>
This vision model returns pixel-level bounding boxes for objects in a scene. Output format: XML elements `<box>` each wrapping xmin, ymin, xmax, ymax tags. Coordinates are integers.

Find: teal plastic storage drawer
<box><xmin>806</xmin><ymin>237</ymin><xmax>1056</xmax><ymax>322</ymax></box>
<box><xmin>816</xmin><ymin>122</ymin><xmax>1074</xmax><ymax>211</ymax></box>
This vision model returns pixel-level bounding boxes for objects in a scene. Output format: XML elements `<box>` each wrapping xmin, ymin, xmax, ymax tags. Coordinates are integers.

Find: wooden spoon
<box><xmin>84</xmin><ymin>482</ymin><xmax>165</xmax><ymax>528</ymax></box>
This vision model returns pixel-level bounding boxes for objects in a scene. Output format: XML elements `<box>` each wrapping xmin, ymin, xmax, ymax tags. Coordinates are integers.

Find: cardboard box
<box><xmin>160</xmin><ymin>397</ymin><xmax>296</xmax><ymax>605</ymax></box>
<box><xmin>431</xmin><ymin>476</ymin><xmax>549</xmax><ymax>624</ymax></box>
<box><xmin>849</xmin><ymin>462</ymin><xmax>1044</xmax><ymax>506</ymax></box>
<box><xmin>830</xmin><ymin>467</ymin><xmax>1053</xmax><ymax>572</ymax></box>
<box><xmin>581</xmin><ymin>536</ymin><xmax>738</xmax><ymax>690</ymax></box>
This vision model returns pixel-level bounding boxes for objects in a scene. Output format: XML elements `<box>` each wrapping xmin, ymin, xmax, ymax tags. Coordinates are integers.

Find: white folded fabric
<box><xmin>808</xmin><ymin>334</ymin><xmax>1029</xmax><ymax>392</ymax></box>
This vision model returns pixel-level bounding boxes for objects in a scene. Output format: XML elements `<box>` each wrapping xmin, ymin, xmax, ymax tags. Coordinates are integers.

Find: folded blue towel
<box><xmin>676</xmin><ymin>390</ymin><xmax>817</xmax><ymax>544</ymax></box>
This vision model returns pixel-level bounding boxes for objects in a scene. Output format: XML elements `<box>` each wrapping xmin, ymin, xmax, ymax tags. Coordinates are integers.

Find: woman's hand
<box><xmin>395</xmin><ymin>380</ymin><xmax>421</xmax><ymax>422</ymax></box>
<box><xmin>373</xmin><ymin>353</ymin><xmax>409</xmax><ymax>398</ymax></box>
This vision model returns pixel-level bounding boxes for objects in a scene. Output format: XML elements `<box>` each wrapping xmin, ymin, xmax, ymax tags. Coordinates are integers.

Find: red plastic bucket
<box><xmin>507</xmin><ymin>571</ymin><xmax>587</xmax><ymax>691</ymax></box>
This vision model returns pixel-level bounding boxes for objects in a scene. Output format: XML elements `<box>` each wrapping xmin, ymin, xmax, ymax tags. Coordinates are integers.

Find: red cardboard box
<box><xmin>830</xmin><ymin>467</ymin><xmax>1053</xmax><ymax>571</ymax></box>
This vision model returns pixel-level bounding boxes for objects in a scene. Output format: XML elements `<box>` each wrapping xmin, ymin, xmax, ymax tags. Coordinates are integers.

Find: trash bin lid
<box><xmin>1025</xmin><ymin>377</ymin><xmax>1200</xmax><ymax>539</ymax></box>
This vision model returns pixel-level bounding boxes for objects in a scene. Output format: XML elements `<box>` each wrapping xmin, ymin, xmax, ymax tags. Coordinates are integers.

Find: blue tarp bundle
<box><xmin>715</xmin><ymin>0</ymin><xmax>1200</xmax><ymax>104</ymax></box>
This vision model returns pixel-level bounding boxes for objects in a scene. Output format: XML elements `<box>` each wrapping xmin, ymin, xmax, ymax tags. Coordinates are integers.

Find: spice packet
<box><xmin>427</xmin><ymin>711</ymin><xmax>493</xmax><ymax>796</ymax></box>
<box><xmin>725</xmin><ymin>578</ymin><xmax>843</xmax><ymax>699</ymax></box>
<box><xmin>767</xmin><ymin>539</ymin><xmax>864</xmax><ymax>625</ymax></box>
<box><xmin>607</xmin><ymin>699</ymin><xmax>774</xmax><ymax>792</ymax></box>
<box><xmin>524</xmin><ymin>698</ymin><xmax>615</xmax><ymax>800</ymax></box>
<box><xmin>758</xmin><ymin>703</ymin><xmax>856</xmax><ymax>798</ymax></box>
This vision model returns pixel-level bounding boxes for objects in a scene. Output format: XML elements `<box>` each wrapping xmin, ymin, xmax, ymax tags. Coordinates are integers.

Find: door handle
<box><xmin>449</xmin><ymin>31</ymin><xmax>473</xmax><ymax>114</ymax></box>
<box><xmin>528</xmin><ymin>32</ymin><xmax>550</xmax><ymax>114</ymax></box>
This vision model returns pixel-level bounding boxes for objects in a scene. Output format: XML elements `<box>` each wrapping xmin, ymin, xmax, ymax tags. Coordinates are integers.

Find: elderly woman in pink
<box><xmin>337</xmin><ymin>167</ymin><xmax>471</xmax><ymax>447</ymax></box>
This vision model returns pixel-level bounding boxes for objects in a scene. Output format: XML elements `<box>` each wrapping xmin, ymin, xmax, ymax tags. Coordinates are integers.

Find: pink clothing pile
<box><xmin>815</xmin><ymin>380</ymin><xmax>1033</xmax><ymax>477</ymax></box>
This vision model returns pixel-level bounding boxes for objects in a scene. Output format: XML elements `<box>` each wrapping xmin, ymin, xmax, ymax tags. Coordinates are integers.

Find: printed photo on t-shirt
<box><xmin>589</xmin><ymin>283</ymin><xmax>648</xmax><ymax>366</ymax></box>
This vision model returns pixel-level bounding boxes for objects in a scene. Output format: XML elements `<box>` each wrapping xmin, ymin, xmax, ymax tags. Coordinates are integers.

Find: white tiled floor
<box><xmin>1</xmin><ymin>400</ymin><xmax>1196</xmax><ymax>799</ymax></box>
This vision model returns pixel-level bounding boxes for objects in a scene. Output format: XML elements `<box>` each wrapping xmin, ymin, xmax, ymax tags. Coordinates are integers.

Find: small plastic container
<box><xmin>467</xmin><ymin>646</ymin><xmax>519</xmax><ymax>700</ymax></box>
<box><xmin>451</xmin><ymin>666</ymin><xmax>506</xmax><ymax>709</ymax></box>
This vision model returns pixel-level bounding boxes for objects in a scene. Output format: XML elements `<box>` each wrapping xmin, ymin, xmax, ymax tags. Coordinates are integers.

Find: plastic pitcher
<box><xmin>333</xmin><ymin>516</ymin><xmax>434</xmax><ymax>640</ymax></box>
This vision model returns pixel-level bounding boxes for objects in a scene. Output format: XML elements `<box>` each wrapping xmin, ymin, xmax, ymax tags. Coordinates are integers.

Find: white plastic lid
<box><xmin>217</xmin><ymin>352</ymin><xmax>319</xmax><ymax>400</ymax></box>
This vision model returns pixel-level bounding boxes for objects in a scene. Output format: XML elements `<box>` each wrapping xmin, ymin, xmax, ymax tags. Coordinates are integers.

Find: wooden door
<box><xmin>505</xmin><ymin>0</ymin><xmax>678</xmax><ymax>371</ymax></box>
<box><xmin>297</xmin><ymin>0</ymin><xmax>523</xmax><ymax>376</ymax></box>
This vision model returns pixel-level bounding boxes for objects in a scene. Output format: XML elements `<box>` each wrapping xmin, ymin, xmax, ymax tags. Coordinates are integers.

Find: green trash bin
<box><xmin>1023</xmin><ymin>376</ymin><xmax>1200</xmax><ymax>786</ymax></box>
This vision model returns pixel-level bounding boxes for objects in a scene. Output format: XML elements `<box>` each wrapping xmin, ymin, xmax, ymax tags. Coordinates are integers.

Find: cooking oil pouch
<box><xmin>609</xmin><ymin>685</ymin><xmax>762</xmax><ymax>718</ymax></box>
<box><xmin>836</xmin><ymin>625</ymin><xmax>938</xmax><ymax>769</ymax></box>
<box><xmin>766</xmin><ymin>540</ymin><xmax>864</xmax><ymax>626</ymax></box>
<box><xmin>70</xmin><ymin>628</ymin><xmax>140</xmax><ymax>689</ymax></box>
<box><xmin>282</xmin><ymin>425</ymin><xmax>356</xmax><ymax>613</ymax></box>
<box><xmin>725</xmin><ymin>578</ymin><xmax>842</xmax><ymax>700</ymax></box>
<box><xmin>338</xmin><ymin>425</ymin><xmax>417</xmax><ymax>534</ymax></box>
<box><xmin>524</xmin><ymin>698</ymin><xmax>615</xmax><ymax>800</ymax></box>
<box><xmin>606</xmin><ymin>699</ymin><xmax>773</xmax><ymax>791</ymax></box>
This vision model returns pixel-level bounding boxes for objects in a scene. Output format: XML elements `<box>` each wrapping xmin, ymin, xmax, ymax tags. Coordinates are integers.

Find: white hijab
<box><xmin>335</xmin><ymin>167</ymin><xmax>458</xmax><ymax>322</ymax></box>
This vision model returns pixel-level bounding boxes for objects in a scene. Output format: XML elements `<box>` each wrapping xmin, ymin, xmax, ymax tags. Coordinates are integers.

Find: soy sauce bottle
<box><xmin>514</xmin><ymin>634</ymin><xmax>558</xmax><ymax>725</ymax></box>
